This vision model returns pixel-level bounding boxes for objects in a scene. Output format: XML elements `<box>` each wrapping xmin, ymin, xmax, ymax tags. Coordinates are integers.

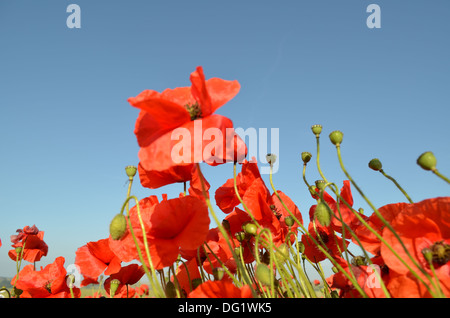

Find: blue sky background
<box><xmin>0</xmin><ymin>1</ymin><xmax>449</xmax><ymax>281</ymax></box>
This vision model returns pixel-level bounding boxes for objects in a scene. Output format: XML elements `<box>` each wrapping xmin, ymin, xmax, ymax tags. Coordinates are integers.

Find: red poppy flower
<box><xmin>129</xmin><ymin>66</ymin><xmax>247</xmax><ymax>187</ymax></box>
<box><xmin>380</xmin><ymin>197</ymin><xmax>450</xmax><ymax>297</ymax></box>
<box><xmin>171</xmin><ymin>258</ymin><xmax>202</xmax><ymax>296</ymax></box>
<box><xmin>327</xmin><ymin>259</ymin><xmax>389</xmax><ymax>298</ymax></box>
<box><xmin>353</xmin><ymin>202</ymin><xmax>410</xmax><ymax>255</ymax></box>
<box><xmin>103</xmin><ymin>264</ymin><xmax>145</xmax><ymax>298</ymax></box>
<box><xmin>75</xmin><ymin>238</ymin><xmax>122</xmax><ymax>286</ymax></box>
<box><xmin>12</xmin><ymin>256</ymin><xmax>80</xmax><ymax>298</ymax></box>
<box><xmin>215</xmin><ymin>159</ymin><xmax>303</xmax><ymax>245</ymax></box>
<box><xmin>188</xmin><ymin>280</ymin><xmax>253</xmax><ymax>298</ymax></box>
<box><xmin>301</xmin><ymin>221</ymin><xmax>348</xmax><ymax>266</ymax></box>
<box><xmin>309</xmin><ymin>181</ymin><xmax>366</xmax><ymax>237</ymax></box>
<box><xmin>9</xmin><ymin>226</ymin><xmax>48</xmax><ymax>263</ymax></box>
<box><xmin>109</xmin><ymin>195</ymin><xmax>210</xmax><ymax>270</ymax></box>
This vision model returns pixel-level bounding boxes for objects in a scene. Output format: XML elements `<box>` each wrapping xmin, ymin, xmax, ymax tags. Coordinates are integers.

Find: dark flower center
<box><xmin>317</xmin><ymin>230</ymin><xmax>329</xmax><ymax>244</ymax></box>
<box><xmin>270</xmin><ymin>204</ymin><xmax>282</xmax><ymax>220</ymax></box>
<box><xmin>185</xmin><ymin>102</ymin><xmax>202</xmax><ymax>120</ymax></box>
<box><xmin>422</xmin><ymin>241</ymin><xmax>450</xmax><ymax>266</ymax></box>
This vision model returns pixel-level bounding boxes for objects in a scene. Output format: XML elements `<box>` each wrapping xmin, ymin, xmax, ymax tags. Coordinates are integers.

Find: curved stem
<box><xmin>379</xmin><ymin>169</ymin><xmax>414</xmax><ymax>203</ymax></box>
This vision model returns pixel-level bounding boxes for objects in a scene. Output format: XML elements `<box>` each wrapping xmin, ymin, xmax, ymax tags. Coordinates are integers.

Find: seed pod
<box><xmin>368</xmin><ymin>158</ymin><xmax>383</xmax><ymax>171</ymax></box>
<box><xmin>329</xmin><ymin>130</ymin><xmax>344</xmax><ymax>146</ymax></box>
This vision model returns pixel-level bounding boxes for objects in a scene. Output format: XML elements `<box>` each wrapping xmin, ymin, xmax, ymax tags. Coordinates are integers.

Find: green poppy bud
<box><xmin>368</xmin><ymin>158</ymin><xmax>383</xmax><ymax>171</ymax></box>
<box><xmin>125</xmin><ymin>165</ymin><xmax>137</xmax><ymax>179</ymax></box>
<box><xmin>109</xmin><ymin>213</ymin><xmax>127</xmax><ymax>240</ymax></box>
<box><xmin>212</xmin><ymin>267</ymin><xmax>225</xmax><ymax>281</ymax></box>
<box><xmin>297</xmin><ymin>241</ymin><xmax>305</xmax><ymax>254</ymax></box>
<box><xmin>255</xmin><ymin>263</ymin><xmax>273</xmax><ymax>286</ymax></box>
<box><xmin>329</xmin><ymin>130</ymin><xmax>344</xmax><ymax>146</ymax></box>
<box><xmin>275</xmin><ymin>243</ymin><xmax>290</xmax><ymax>264</ymax></box>
<box><xmin>284</xmin><ymin>216</ymin><xmax>295</xmax><ymax>227</ymax></box>
<box><xmin>351</xmin><ymin>256</ymin><xmax>367</xmax><ymax>266</ymax></box>
<box><xmin>301</xmin><ymin>152</ymin><xmax>312</xmax><ymax>164</ymax></box>
<box><xmin>314</xmin><ymin>202</ymin><xmax>332</xmax><ymax>227</ymax></box>
<box><xmin>311</xmin><ymin>124</ymin><xmax>323</xmax><ymax>136</ymax></box>
<box><xmin>244</xmin><ymin>223</ymin><xmax>258</xmax><ymax>236</ymax></box>
<box><xmin>417</xmin><ymin>151</ymin><xmax>437</xmax><ymax>171</ymax></box>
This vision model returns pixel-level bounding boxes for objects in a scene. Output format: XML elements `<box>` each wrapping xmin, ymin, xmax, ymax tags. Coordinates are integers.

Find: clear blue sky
<box><xmin>0</xmin><ymin>1</ymin><xmax>449</xmax><ymax>278</ymax></box>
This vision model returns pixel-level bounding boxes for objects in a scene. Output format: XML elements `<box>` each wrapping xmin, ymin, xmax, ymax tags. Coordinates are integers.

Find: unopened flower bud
<box><xmin>351</xmin><ymin>256</ymin><xmax>367</xmax><ymax>266</ymax></box>
<box><xmin>417</xmin><ymin>151</ymin><xmax>437</xmax><ymax>171</ymax></box>
<box><xmin>301</xmin><ymin>152</ymin><xmax>312</xmax><ymax>164</ymax></box>
<box><xmin>275</xmin><ymin>243</ymin><xmax>290</xmax><ymax>264</ymax></box>
<box><xmin>164</xmin><ymin>281</ymin><xmax>177</xmax><ymax>298</ymax></box>
<box><xmin>329</xmin><ymin>130</ymin><xmax>343</xmax><ymax>146</ymax></box>
<box><xmin>314</xmin><ymin>202</ymin><xmax>332</xmax><ymax>227</ymax></box>
<box><xmin>244</xmin><ymin>223</ymin><xmax>258</xmax><ymax>236</ymax></box>
<box><xmin>332</xmin><ymin>266</ymin><xmax>339</xmax><ymax>274</ymax></box>
<box><xmin>297</xmin><ymin>241</ymin><xmax>305</xmax><ymax>254</ymax></box>
<box><xmin>125</xmin><ymin>165</ymin><xmax>137</xmax><ymax>179</ymax></box>
<box><xmin>109</xmin><ymin>213</ymin><xmax>127</xmax><ymax>240</ymax></box>
<box><xmin>311</xmin><ymin>124</ymin><xmax>322</xmax><ymax>136</ymax></box>
<box><xmin>212</xmin><ymin>267</ymin><xmax>224</xmax><ymax>281</ymax></box>
<box><xmin>255</xmin><ymin>263</ymin><xmax>273</xmax><ymax>286</ymax></box>
<box><xmin>368</xmin><ymin>158</ymin><xmax>383</xmax><ymax>171</ymax></box>
<box><xmin>284</xmin><ymin>216</ymin><xmax>294</xmax><ymax>227</ymax></box>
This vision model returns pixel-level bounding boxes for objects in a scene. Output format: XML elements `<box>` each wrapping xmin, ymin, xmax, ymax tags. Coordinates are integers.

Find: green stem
<box><xmin>195</xmin><ymin>163</ymin><xmax>257</xmax><ymax>296</ymax></box>
<box><xmin>432</xmin><ymin>169</ymin><xmax>450</xmax><ymax>184</ymax></box>
<box><xmin>379</xmin><ymin>169</ymin><xmax>414</xmax><ymax>203</ymax></box>
<box><xmin>335</xmin><ymin>145</ymin><xmax>440</xmax><ymax>296</ymax></box>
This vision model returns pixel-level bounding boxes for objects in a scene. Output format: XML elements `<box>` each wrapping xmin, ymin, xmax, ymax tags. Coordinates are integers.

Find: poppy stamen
<box><xmin>185</xmin><ymin>102</ymin><xmax>202</xmax><ymax>120</ymax></box>
<box><xmin>422</xmin><ymin>241</ymin><xmax>450</xmax><ymax>267</ymax></box>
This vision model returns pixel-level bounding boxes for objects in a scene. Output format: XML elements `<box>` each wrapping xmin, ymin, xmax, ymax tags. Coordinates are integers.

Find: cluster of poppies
<box><xmin>3</xmin><ymin>67</ymin><xmax>449</xmax><ymax>298</ymax></box>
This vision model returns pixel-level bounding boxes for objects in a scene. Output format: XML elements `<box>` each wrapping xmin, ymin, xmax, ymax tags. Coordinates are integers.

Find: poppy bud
<box><xmin>255</xmin><ymin>263</ymin><xmax>273</xmax><ymax>286</ymax></box>
<box><xmin>332</xmin><ymin>266</ymin><xmax>339</xmax><ymax>274</ymax></box>
<box><xmin>109</xmin><ymin>213</ymin><xmax>127</xmax><ymax>240</ymax></box>
<box><xmin>212</xmin><ymin>267</ymin><xmax>224</xmax><ymax>281</ymax></box>
<box><xmin>165</xmin><ymin>281</ymin><xmax>177</xmax><ymax>298</ymax></box>
<box><xmin>314</xmin><ymin>202</ymin><xmax>332</xmax><ymax>227</ymax></box>
<box><xmin>125</xmin><ymin>165</ymin><xmax>137</xmax><ymax>179</ymax></box>
<box><xmin>284</xmin><ymin>216</ymin><xmax>295</xmax><ymax>227</ymax></box>
<box><xmin>266</xmin><ymin>153</ymin><xmax>277</xmax><ymax>165</ymax></box>
<box><xmin>275</xmin><ymin>243</ymin><xmax>290</xmax><ymax>264</ymax></box>
<box><xmin>109</xmin><ymin>279</ymin><xmax>121</xmax><ymax>297</ymax></box>
<box><xmin>244</xmin><ymin>223</ymin><xmax>257</xmax><ymax>236</ymax></box>
<box><xmin>417</xmin><ymin>151</ymin><xmax>437</xmax><ymax>171</ymax></box>
<box><xmin>368</xmin><ymin>158</ymin><xmax>383</xmax><ymax>171</ymax></box>
<box><xmin>297</xmin><ymin>241</ymin><xmax>305</xmax><ymax>254</ymax></box>
<box><xmin>358</xmin><ymin>208</ymin><xmax>364</xmax><ymax>214</ymax></box>
<box><xmin>329</xmin><ymin>130</ymin><xmax>343</xmax><ymax>146</ymax></box>
<box><xmin>311</xmin><ymin>124</ymin><xmax>322</xmax><ymax>136</ymax></box>
<box><xmin>301</xmin><ymin>152</ymin><xmax>312</xmax><ymax>164</ymax></box>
